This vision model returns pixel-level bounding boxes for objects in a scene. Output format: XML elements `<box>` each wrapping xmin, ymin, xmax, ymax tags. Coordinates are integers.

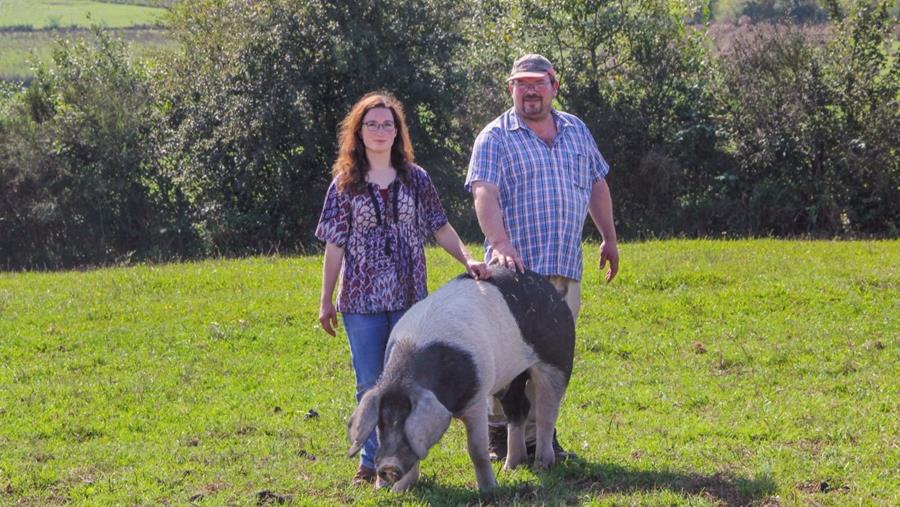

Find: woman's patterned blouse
<box><xmin>315</xmin><ymin>164</ymin><xmax>448</xmax><ymax>314</ymax></box>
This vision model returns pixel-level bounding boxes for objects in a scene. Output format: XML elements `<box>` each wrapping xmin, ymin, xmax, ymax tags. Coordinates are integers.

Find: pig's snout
<box><xmin>377</xmin><ymin>461</ymin><xmax>404</xmax><ymax>485</ymax></box>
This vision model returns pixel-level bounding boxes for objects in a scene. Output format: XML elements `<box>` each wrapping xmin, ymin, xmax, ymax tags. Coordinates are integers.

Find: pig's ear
<box><xmin>404</xmin><ymin>388</ymin><xmax>451</xmax><ymax>459</ymax></box>
<box><xmin>348</xmin><ymin>389</ymin><xmax>380</xmax><ymax>458</ymax></box>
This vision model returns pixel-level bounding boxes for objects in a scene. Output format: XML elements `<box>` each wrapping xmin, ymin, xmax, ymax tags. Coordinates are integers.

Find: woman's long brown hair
<box><xmin>332</xmin><ymin>92</ymin><xmax>415</xmax><ymax>193</ymax></box>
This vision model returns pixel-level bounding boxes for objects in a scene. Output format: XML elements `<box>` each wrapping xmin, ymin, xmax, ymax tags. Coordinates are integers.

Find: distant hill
<box><xmin>711</xmin><ymin>0</ymin><xmax>900</xmax><ymax>23</ymax></box>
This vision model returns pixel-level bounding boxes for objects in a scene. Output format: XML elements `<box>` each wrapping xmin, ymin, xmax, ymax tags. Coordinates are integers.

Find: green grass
<box><xmin>0</xmin><ymin>240</ymin><xmax>897</xmax><ymax>505</ymax></box>
<box><xmin>0</xmin><ymin>28</ymin><xmax>172</xmax><ymax>82</ymax></box>
<box><xmin>0</xmin><ymin>0</ymin><xmax>165</xmax><ymax>29</ymax></box>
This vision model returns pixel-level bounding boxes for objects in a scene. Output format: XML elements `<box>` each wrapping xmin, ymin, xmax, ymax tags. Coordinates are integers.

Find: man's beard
<box><xmin>519</xmin><ymin>95</ymin><xmax>548</xmax><ymax>120</ymax></box>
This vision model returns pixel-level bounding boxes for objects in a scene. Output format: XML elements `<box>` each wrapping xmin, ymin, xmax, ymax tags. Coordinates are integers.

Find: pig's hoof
<box><xmin>477</xmin><ymin>477</ymin><xmax>498</xmax><ymax>492</ymax></box>
<box><xmin>533</xmin><ymin>454</ymin><xmax>555</xmax><ymax>470</ymax></box>
<box><xmin>503</xmin><ymin>458</ymin><xmax>526</xmax><ymax>471</ymax></box>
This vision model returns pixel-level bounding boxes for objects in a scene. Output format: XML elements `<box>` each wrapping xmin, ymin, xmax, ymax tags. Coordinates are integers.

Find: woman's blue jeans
<box><xmin>342</xmin><ymin>309</ymin><xmax>407</xmax><ymax>469</ymax></box>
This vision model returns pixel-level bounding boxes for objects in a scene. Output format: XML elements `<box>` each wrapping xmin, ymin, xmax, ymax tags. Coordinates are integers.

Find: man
<box><xmin>466</xmin><ymin>54</ymin><xmax>619</xmax><ymax>461</ymax></box>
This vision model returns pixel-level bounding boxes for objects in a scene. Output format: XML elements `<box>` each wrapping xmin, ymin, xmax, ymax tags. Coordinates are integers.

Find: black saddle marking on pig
<box><xmin>459</xmin><ymin>266</ymin><xmax>575</xmax><ymax>378</ymax></box>
<box><xmin>411</xmin><ymin>342</ymin><xmax>480</xmax><ymax>415</ymax></box>
<box><xmin>497</xmin><ymin>371</ymin><xmax>530</xmax><ymax>423</ymax></box>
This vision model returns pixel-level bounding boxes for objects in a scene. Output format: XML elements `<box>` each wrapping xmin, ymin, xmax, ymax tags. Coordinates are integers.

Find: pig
<box><xmin>347</xmin><ymin>266</ymin><xmax>575</xmax><ymax>491</ymax></box>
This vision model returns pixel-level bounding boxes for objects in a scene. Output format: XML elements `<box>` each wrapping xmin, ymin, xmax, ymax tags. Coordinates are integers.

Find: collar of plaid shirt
<box><xmin>504</xmin><ymin>108</ymin><xmax>577</xmax><ymax>134</ymax></box>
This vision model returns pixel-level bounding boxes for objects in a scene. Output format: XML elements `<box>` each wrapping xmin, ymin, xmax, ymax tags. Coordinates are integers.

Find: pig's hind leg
<box><xmin>528</xmin><ymin>363</ymin><xmax>569</xmax><ymax>470</ymax></box>
<box><xmin>498</xmin><ymin>371</ymin><xmax>530</xmax><ymax>470</ymax></box>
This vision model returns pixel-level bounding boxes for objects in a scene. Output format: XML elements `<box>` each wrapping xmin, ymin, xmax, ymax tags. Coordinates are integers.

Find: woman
<box><xmin>316</xmin><ymin>92</ymin><xmax>489</xmax><ymax>486</ymax></box>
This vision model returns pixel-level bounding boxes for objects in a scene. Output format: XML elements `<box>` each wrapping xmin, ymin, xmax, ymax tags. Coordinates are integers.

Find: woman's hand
<box><xmin>319</xmin><ymin>242</ymin><xmax>344</xmax><ymax>337</ymax></box>
<box><xmin>433</xmin><ymin>223</ymin><xmax>493</xmax><ymax>280</ymax></box>
<box><xmin>319</xmin><ymin>300</ymin><xmax>338</xmax><ymax>336</ymax></box>
<box><xmin>466</xmin><ymin>259</ymin><xmax>491</xmax><ymax>280</ymax></box>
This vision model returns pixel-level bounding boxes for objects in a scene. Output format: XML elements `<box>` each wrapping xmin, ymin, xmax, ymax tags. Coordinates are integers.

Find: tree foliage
<box><xmin>0</xmin><ymin>0</ymin><xmax>897</xmax><ymax>269</ymax></box>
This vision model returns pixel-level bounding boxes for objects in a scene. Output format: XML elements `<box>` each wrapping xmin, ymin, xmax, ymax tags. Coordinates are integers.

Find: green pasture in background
<box><xmin>0</xmin><ymin>28</ymin><xmax>171</xmax><ymax>81</ymax></box>
<box><xmin>0</xmin><ymin>0</ymin><xmax>164</xmax><ymax>29</ymax></box>
<box><xmin>0</xmin><ymin>0</ymin><xmax>169</xmax><ymax>81</ymax></box>
<box><xmin>0</xmin><ymin>240</ymin><xmax>897</xmax><ymax>505</ymax></box>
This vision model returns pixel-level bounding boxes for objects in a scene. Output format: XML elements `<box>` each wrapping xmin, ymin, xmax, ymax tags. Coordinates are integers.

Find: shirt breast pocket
<box><xmin>568</xmin><ymin>151</ymin><xmax>594</xmax><ymax>192</ymax></box>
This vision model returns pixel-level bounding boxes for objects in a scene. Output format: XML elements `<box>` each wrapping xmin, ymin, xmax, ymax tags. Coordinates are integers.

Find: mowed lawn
<box><xmin>0</xmin><ymin>240</ymin><xmax>896</xmax><ymax>505</ymax></box>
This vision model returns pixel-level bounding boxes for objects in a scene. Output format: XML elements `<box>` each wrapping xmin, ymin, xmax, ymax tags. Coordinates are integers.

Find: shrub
<box><xmin>0</xmin><ymin>30</ymin><xmax>193</xmax><ymax>269</ymax></box>
<box><xmin>719</xmin><ymin>0</ymin><xmax>899</xmax><ymax>236</ymax></box>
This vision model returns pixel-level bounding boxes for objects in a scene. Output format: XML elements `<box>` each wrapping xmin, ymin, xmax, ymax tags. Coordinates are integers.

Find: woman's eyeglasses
<box><xmin>362</xmin><ymin>121</ymin><xmax>396</xmax><ymax>132</ymax></box>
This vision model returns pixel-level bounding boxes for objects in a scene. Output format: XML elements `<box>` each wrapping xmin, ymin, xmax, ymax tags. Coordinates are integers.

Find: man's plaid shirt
<box><xmin>465</xmin><ymin>108</ymin><xmax>609</xmax><ymax>281</ymax></box>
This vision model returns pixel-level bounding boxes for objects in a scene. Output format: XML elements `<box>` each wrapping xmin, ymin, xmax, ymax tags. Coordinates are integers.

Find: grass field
<box><xmin>0</xmin><ymin>240</ymin><xmax>897</xmax><ymax>505</ymax></box>
<box><xmin>0</xmin><ymin>0</ymin><xmax>169</xmax><ymax>82</ymax></box>
<box><xmin>0</xmin><ymin>28</ymin><xmax>172</xmax><ymax>82</ymax></box>
<box><xmin>0</xmin><ymin>0</ymin><xmax>165</xmax><ymax>29</ymax></box>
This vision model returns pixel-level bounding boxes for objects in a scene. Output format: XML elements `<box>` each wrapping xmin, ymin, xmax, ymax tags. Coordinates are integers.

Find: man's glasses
<box><xmin>511</xmin><ymin>79</ymin><xmax>553</xmax><ymax>92</ymax></box>
<box><xmin>362</xmin><ymin>121</ymin><xmax>396</xmax><ymax>132</ymax></box>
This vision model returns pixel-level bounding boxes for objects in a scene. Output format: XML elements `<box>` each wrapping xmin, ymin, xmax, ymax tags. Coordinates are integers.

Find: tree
<box><xmin>161</xmin><ymin>0</ymin><xmax>473</xmax><ymax>254</ymax></box>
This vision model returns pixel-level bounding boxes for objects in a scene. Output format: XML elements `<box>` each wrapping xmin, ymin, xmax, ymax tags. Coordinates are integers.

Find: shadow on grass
<box><xmin>408</xmin><ymin>456</ymin><xmax>777</xmax><ymax>506</ymax></box>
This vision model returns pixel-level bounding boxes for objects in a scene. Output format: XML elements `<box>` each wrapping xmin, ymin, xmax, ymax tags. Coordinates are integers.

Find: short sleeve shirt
<box><xmin>465</xmin><ymin>108</ymin><xmax>609</xmax><ymax>281</ymax></box>
<box><xmin>316</xmin><ymin>164</ymin><xmax>448</xmax><ymax>313</ymax></box>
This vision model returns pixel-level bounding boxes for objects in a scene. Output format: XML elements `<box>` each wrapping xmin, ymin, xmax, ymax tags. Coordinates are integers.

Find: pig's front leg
<box><xmin>460</xmin><ymin>399</ymin><xmax>498</xmax><ymax>491</ymax></box>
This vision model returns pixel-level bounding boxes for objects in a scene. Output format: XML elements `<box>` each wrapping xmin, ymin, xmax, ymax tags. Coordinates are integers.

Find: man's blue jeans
<box><xmin>342</xmin><ymin>309</ymin><xmax>407</xmax><ymax>469</ymax></box>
